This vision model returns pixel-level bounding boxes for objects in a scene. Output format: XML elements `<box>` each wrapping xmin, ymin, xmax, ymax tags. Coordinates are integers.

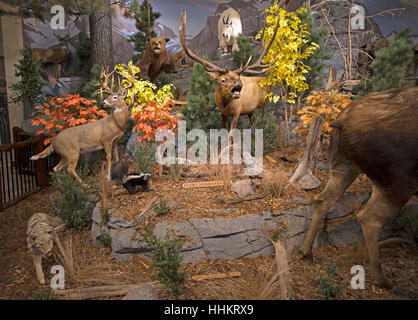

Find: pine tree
<box><xmin>181</xmin><ymin>63</ymin><xmax>223</xmax><ymax>131</ymax></box>
<box><xmin>10</xmin><ymin>46</ymin><xmax>45</xmax><ymax>118</ymax></box>
<box><xmin>366</xmin><ymin>29</ymin><xmax>415</xmax><ymax>93</ymax></box>
<box><xmin>297</xmin><ymin>3</ymin><xmax>331</xmax><ymax>94</ymax></box>
<box><xmin>129</xmin><ymin>0</ymin><xmax>161</xmax><ymax>64</ymax></box>
<box><xmin>232</xmin><ymin>34</ymin><xmax>255</xmax><ymax>69</ymax></box>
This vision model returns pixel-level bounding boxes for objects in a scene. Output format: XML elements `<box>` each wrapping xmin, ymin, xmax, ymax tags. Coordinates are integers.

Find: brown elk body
<box><xmin>300</xmin><ymin>86</ymin><xmax>418</xmax><ymax>288</ymax></box>
<box><xmin>179</xmin><ymin>11</ymin><xmax>279</xmax><ymax>134</ymax></box>
<box><xmin>31</xmin><ymin>70</ymin><xmax>132</xmax><ymax>183</ymax></box>
<box><xmin>33</xmin><ymin>31</ymin><xmax>69</xmax><ymax>80</ymax></box>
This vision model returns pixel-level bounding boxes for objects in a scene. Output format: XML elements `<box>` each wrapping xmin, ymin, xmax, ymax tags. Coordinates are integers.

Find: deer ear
<box><xmin>165</xmin><ymin>38</ymin><xmax>171</xmax><ymax>43</ymax></box>
<box><xmin>205</xmin><ymin>71</ymin><xmax>218</xmax><ymax>80</ymax></box>
<box><xmin>147</xmin><ymin>37</ymin><xmax>151</xmax><ymax>43</ymax></box>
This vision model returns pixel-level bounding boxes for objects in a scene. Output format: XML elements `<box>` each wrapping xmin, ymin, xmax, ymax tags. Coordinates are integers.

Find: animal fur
<box><xmin>122</xmin><ymin>173</ymin><xmax>151</xmax><ymax>194</ymax></box>
<box><xmin>27</xmin><ymin>213</ymin><xmax>65</xmax><ymax>285</ymax></box>
<box><xmin>300</xmin><ymin>86</ymin><xmax>418</xmax><ymax>288</ymax></box>
<box><xmin>138</xmin><ymin>38</ymin><xmax>178</xmax><ymax>82</ymax></box>
<box><xmin>218</xmin><ymin>7</ymin><xmax>242</xmax><ymax>54</ymax></box>
<box><xmin>30</xmin><ymin>92</ymin><xmax>130</xmax><ymax>184</ymax></box>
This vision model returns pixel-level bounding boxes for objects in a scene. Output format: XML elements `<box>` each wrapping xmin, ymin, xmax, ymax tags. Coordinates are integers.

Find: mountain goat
<box><xmin>218</xmin><ymin>7</ymin><xmax>242</xmax><ymax>54</ymax></box>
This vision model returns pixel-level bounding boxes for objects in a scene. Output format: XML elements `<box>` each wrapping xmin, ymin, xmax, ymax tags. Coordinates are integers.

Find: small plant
<box><xmin>99</xmin><ymin>228</ymin><xmax>111</xmax><ymax>247</ymax></box>
<box><xmin>153</xmin><ymin>196</ymin><xmax>170</xmax><ymax>216</ymax></box>
<box><xmin>262</xmin><ymin>169</ymin><xmax>286</xmax><ymax>198</ymax></box>
<box><xmin>29</xmin><ymin>288</ymin><xmax>59</xmax><ymax>300</ymax></box>
<box><xmin>131</xmin><ymin>141</ymin><xmax>157</xmax><ymax>174</ymax></box>
<box><xmin>138</xmin><ymin>223</ymin><xmax>186</xmax><ymax>299</ymax></box>
<box><xmin>169</xmin><ymin>159</ymin><xmax>181</xmax><ymax>182</ymax></box>
<box><xmin>308</xmin><ymin>258</ymin><xmax>342</xmax><ymax>300</ymax></box>
<box><xmin>50</xmin><ymin>170</ymin><xmax>92</xmax><ymax>231</ymax></box>
<box><xmin>250</xmin><ymin>110</ymin><xmax>280</xmax><ymax>155</ymax></box>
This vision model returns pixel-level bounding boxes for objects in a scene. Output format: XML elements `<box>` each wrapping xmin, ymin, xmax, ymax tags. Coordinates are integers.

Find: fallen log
<box><xmin>191</xmin><ymin>272</ymin><xmax>241</xmax><ymax>281</ymax></box>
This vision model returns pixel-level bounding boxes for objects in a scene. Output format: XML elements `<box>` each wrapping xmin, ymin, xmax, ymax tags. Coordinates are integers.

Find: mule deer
<box><xmin>180</xmin><ymin>11</ymin><xmax>279</xmax><ymax>138</ymax></box>
<box><xmin>33</xmin><ymin>30</ymin><xmax>70</xmax><ymax>80</ymax></box>
<box><xmin>30</xmin><ymin>69</ymin><xmax>133</xmax><ymax>184</ymax></box>
<box><xmin>299</xmin><ymin>86</ymin><xmax>418</xmax><ymax>288</ymax></box>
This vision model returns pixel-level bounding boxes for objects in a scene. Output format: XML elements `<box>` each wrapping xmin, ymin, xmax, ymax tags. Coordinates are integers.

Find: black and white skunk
<box><xmin>122</xmin><ymin>173</ymin><xmax>151</xmax><ymax>194</ymax></box>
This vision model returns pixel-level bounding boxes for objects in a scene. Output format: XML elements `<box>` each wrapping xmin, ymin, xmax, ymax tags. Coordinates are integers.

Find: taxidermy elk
<box><xmin>299</xmin><ymin>86</ymin><xmax>418</xmax><ymax>288</ymax></box>
<box><xmin>31</xmin><ymin>69</ymin><xmax>133</xmax><ymax>184</ymax></box>
<box><xmin>33</xmin><ymin>30</ymin><xmax>70</xmax><ymax>80</ymax></box>
<box><xmin>180</xmin><ymin>11</ymin><xmax>279</xmax><ymax>138</ymax></box>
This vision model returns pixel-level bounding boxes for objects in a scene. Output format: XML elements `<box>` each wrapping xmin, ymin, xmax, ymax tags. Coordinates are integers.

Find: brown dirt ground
<box><xmin>0</xmin><ymin>148</ymin><xmax>417</xmax><ymax>300</ymax></box>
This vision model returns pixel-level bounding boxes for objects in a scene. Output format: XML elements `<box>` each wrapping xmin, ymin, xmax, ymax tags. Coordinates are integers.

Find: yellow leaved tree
<box><xmin>258</xmin><ymin>1</ymin><xmax>319</xmax><ymax>144</ymax></box>
<box><xmin>114</xmin><ymin>62</ymin><xmax>178</xmax><ymax>142</ymax></box>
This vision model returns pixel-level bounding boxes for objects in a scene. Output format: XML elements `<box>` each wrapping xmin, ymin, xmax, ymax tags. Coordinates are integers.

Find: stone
<box><xmin>126</xmin><ymin>132</ymin><xmax>140</xmax><ymax>156</ymax></box>
<box><xmin>287</xmin><ymin>197</ymin><xmax>311</xmax><ymax>206</ymax></box>
<box><xmin>111</xmin><ymin>160</ymin><xmax>129</xmax><ymax>181</ymax></box>
<box><xmin>231</xmin><ymin>179</ymin><xmax>255</xmax><ymax>198</ymax></box>
<box><xmin>326</xmin><ymin>192</ymin><xmax>370</xmax><ymax>220</ymax></box>
<box><xmin>122</xmin><ymin>285</ymin><xmax>159</xmax><ymax>300</ymax></box>
<box><xmin>298</xmin><ymin>173</ymin><xmax>322</xmax><ymax>190</ymax></box>
<box><xmin>110</xmin><ymin>228</ymin><xmax>141</xmax><ymax>255</ymax></box>
<box><xmin>327</xmin><ymin>221</ymin><xmax>363</xmax><ymax>246</ymax></box>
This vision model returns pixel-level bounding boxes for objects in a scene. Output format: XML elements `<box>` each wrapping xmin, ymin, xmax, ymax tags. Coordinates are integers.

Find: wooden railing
<box><xmin>0</xmin><ymin>128</ymin><xmax>57</xmax><ymax>211</ymax></box>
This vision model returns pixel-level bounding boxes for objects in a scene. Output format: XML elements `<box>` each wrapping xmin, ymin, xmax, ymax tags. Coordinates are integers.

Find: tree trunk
<box><xmin>89</xmin><ymin>0</ymin><xmax>113</xmax><ymax>70</ymax></box>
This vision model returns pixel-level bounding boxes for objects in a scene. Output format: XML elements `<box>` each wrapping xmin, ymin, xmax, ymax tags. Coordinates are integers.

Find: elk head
<box><xmin>179</xmin><ymin>10</ymin><xmax>279</xmax><ymax>98</ymax></box>
<box><xmin>53</xmin><ymin>29</ymin><xmax>70</xmax><ymax>51</ymax></box>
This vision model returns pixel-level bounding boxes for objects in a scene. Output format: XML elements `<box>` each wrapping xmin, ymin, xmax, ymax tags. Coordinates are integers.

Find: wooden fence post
<box><xmin>34</xmin><ymin>137</ymin><xmax>48</xmax><ymax>188</ymax></box>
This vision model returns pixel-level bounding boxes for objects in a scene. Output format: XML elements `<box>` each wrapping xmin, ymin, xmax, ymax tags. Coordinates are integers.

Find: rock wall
<box><xmin>91</xmin><ymin>191</ymin><xmax>416</xmax><ymax>264</ymax></box>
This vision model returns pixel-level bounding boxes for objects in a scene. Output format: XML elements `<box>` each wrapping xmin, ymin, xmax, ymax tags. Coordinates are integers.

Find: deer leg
<box><xmin>53</xmin><ymin>158</ymin><xmax>67</xmax><ymax>172</ymax></box>
<box><xmin>112</xmin><ymin>143</ymin><xmax>119</xmax><ymax>162</ymax></box>
<box><xmin>103</xmin><ymin>142</ymin><xmax>113</xmax><ymax>181</ymax></box>
<box><xmin>55</xmin><ymin>63</ymin><xmax>61</xmax><ymax>80</ymax></box>
<box><xmin>228</xmin><ymin>114</ymin><xmax>240</xmax><ymax>145</ymax></box>
<box><xmin>300</xmin><ymin>163</ymin><xmax>359</xmax><ymax>259</ymax></box>
<box><xmin>357</xmin><ymin>185</ymin><xmax>406</xmax><ymax>288</ymax></box>
<box><xmin>66</xmin><ymin>153</ymin><xmax>83</xmax><ymax>185</ymax></box>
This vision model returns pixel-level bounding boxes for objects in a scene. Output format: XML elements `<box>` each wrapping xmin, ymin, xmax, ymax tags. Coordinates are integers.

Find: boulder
<box><xmin>111</xmin><ymin>160</ymin><xmax>129</xmax><ymax>181</ymax></box>
<box><xmin>231</xmin><ymin>179</ymin><xmax>255</xmax><ymax>198</ymax></box>
<box><xmin>122</xmin><ymin>285</ymin><xmax>159</xmax><ymax>300</ymax></box>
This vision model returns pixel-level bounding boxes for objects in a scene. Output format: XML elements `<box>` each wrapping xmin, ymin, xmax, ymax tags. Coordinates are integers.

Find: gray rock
<box><xmin>326</xmin><ymin>192</ymin><xmax>370</xmax><ymax>220</ymax></box>
<box><xmin>231</xmin><ymin>179</ymin><xmax>255</xmax><ymax>198</ymax></box>
<box><xmin>298</xmin><ymin>173</ymin><xmax>322</xmax><ymax>190</ymax></box>
<box><xmin>287</xmin><ymin>197</ymin><xmax>311</xmax><ymax>206</ymax></box>
<box><xmin>41</xmin><ymin>77</ymin><xmax>82</xmax><ymax>98</ymax></box>
<box><xmin>122</xmin><ymin>285</ymin><xmax>159</xmax><ymax>300</ymax></box>
<box><xmin>327</xmin><ymin>221</ymin><xmax>363</xmax><ymax>245</ymax></box>
<box><xmin>126</xmin><ymin>132</ymin><xmax>140</xmax><ymax>156</ymax></box>
<box><xmin>110</xmin><ymin>228</ymin><xmax>141</xmax><ymax>254</ymax></box>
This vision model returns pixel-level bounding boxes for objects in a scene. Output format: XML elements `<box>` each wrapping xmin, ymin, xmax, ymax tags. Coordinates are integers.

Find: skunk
<box><xmin>122</xmin><ymin>173</ymin><xmax>151</xmax><ymax>194</ymax></box>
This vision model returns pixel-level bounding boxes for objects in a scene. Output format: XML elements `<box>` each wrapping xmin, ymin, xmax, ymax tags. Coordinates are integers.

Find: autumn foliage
<box><xmin>294</xmin><ymin>90</ymin><xmax>352</xmax><ymax>138</ymax></box>
<box><xmin>32</xmin><ymin>95</ymin><xmax>107</xmax><ymax>145</ymax></box>
<box><xmin>115</xmin><ymin>62</ymin><xmax>178</xmax><ymax>142</ymax></box>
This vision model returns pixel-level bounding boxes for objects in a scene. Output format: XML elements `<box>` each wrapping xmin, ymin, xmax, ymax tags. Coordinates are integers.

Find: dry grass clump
<box><xmin>53</xmin><ymin>231</ymin><xmax>122</xmax><ymax>287</ymax></box>
<box><xmin>261</xmin><ymin>168</ymin><xmax>287</xmax><ymax>198</ymax></box>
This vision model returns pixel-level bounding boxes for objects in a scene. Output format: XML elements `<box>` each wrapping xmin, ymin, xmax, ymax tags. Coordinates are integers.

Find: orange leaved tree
<box><xmin>31</xmin><ymin>95</ymin><xmax>107</xmax><ymax>145</ymax></box>
<box><xmin>293</xmin><ymin>90</ymin><xmax>352</xmax><ymax>139</ymax></box>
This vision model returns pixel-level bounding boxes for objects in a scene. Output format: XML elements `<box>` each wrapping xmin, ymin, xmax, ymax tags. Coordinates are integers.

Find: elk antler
<box><xmin>237</xmin><ymin>13</ymin><xmax>281</xmax><ymax>75</ymax></box>
<box><xmin>180</xmin><ymin>10</ymin><xmax>227</xmax><ymax>74</ymax></box>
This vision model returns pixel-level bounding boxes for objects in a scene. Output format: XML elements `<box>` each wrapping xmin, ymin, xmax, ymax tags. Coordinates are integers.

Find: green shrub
<box><xmin>138</xmin><ymin>224</ymin><xmax>186</xmax><ymax>299</ymax></box>
<box><xmin>29</xmin><ymin>288</ymin><xmax>60</xmax><ymax>300</ymax></box>
<box><xmin>250</xmin><ymin>110</ymin><xmax>280</xmax><ymax>155</ymax></box>
<box><xmin>308</xmin><ymin>258</ymin><xmax>342</xmax><ymax>300</ymax></box>
<box><xmin>169</xmin><ymin>159</ymin><xmax>181</xmax><ymax>183</ymax></box>
<box><xmin>232</xmin><ymin>34</ymin><xmax>255</xmax><ymax>69</ymax></box>
<box><xmin>131</xmin><ymin>141</ymin><xmax>157</xmax><ymax>174</ymax></box>
<box><xmin>153</xmin><ymin>196</ymin><xmax>170</xmax><ymax>216</ymax></box>
<box><xmin>75</xmin><ymin>36</ymin><xmax>91</xmax><ymax>78</ymax></box>
<box><xmin>182</xmin><ymin>62</ymin><xmax>223</xmax><ymax>131</ymax></box>
<box><xmin>76</xmin><ymin>64</ymin><xmax>105</xmax><ymax>105</ymax></box>
<box><xmin>50</xmin><ymin>170</ymin><xmax>92</xmax><ymax>232</ymax></box>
